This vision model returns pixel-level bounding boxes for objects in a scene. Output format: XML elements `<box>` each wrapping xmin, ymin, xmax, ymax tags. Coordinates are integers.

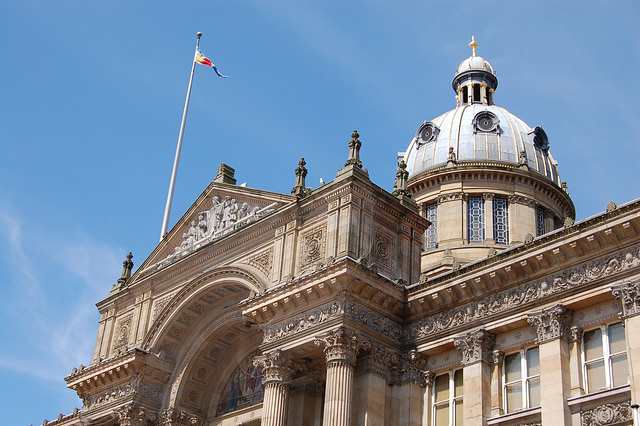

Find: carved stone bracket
<box><xmin>611</xmin><ymin>280</ymin><xmax>640</xmax><ymax>318</ymax></box>
<box><xmin>314</xmin><ymin>327</ymin><xmax>370</xmax><ymax>366</ymax></box>
<box><xmin>527</xmin><ymin>304</ymin><xmax>573</xmax><ymax>343</ymax></box>
<box><xmin>492</xmin><ymin>350</ymin><xmax>505</xmax><ymax>366</ymax></box>
<box><xmin>161</xmin><ymin>408</ymin><xmax>204</xmax><ymax>426</ymax></box>
<box><xmin>113</xmin><ymin>403</ymin><xmax>157</xmax><ymax>426</ymax></box>
<box><xmin>253</xmin><ymin>349</ymin><xmax>295</xmax><ymax>384</ymax></box>
<box><xmin>454</xmin><ymin>329</ymin><xmax>495</xmax><ymax>365</ymax></box>
<box><xmin>580</xmin><ymin>401</ymin><xmax>632</xmax><ymax>426</ymax></box>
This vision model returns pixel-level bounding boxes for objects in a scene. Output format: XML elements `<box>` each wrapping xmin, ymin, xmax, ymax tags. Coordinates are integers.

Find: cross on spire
<box><xmin>469</xmin><ymin>36</ymin><xmax>478</xmax><ymax>57</ymax></box>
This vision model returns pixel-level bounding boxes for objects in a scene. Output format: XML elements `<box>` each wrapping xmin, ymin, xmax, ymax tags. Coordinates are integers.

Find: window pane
<box><xmin>608</xmin><ymin>323</ymin><xmax>626</xmax><ymax>355</ymax></box>
<box><xmin>584</xmin><ymin>329</ymin><xmax>603</xmax><ymax>360</ymax></box>
<box><xmin>611</xmin><ymin>355</ymin><xmax>628</xmax><ymax>387</ymax></box>
<box><xmin>505</xmin><ymin>352</ymin><xmax>522</xmax><ymax>383</ymax></box>
<box><xmin>586</xmin><ymin>360</ymin><xmax>606</xmax><ymax>392</ymax></box>
<box><xmin>506</xmin><ymin>384</ymin><xmax>522</xmax><ymax>413</ymax></box>
<box><xmin>467</xmin><ymin>196</ymin><xmax>485</xmax><ymax>243</ymax></box>
<box><xmin>454</xmin><ymin>400</ymin><xmax>464</xmax><ymax>426</ymax></box>
<box><xmin>528</xmin><ymin>378</ymin><xmax>540</xmax><ymax>408</ymax></box>
<box><xmin>526</xmin><ymin>347</ymin><xmax>540</xmax><ymax>377</ymax></box>
<box><xmin>425</xmin><ymin>203</ymin><xmax>438</xmax><ymax>249</ymax></box>
<box><xmin>493</xmin><ymin>197</ymin><xmax>509</xmax><ymax>244</ymax></box>
<box><xmin>434</xmin><ymin>404</ymin><xmax>449</xmax><ymax>426</ymax></box>
<box><xmin>454</xmin><ymin>370</ymin><xmax>464</xmax><ymax>397</ymax></box>
<box><xmin>435</xmin><ymin>374</ymin><xmax>449</xmax><ymax>402</ymax></box>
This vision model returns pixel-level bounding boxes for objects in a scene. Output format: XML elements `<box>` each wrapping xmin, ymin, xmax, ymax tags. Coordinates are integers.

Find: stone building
<box><xmin>49</xmin><ymin>39</ymin><xmax>640</xmax><ymax>426</ymax></box>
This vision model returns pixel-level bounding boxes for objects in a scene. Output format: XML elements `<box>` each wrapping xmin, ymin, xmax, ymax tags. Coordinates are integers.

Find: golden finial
<box><xmin>469</xmin><ymin>36</ymin><xmax>478</xmax><ymax>57</ymax></box>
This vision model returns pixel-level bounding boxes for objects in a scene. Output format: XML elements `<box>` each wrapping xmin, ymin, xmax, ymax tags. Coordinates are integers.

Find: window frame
<box><xmin>432</xmin><ymin>369</ymin><xmax>464</xmax><ymax>426</ymax></box>
<box><xmin>425</xmin><ymin>202</ymin><xmax>438</xmax><ymax>249</ymax></box>
<box><xmin>492</xmin><ymin>196</ymin><xmax>509</xmax><ymax>244</ymax></box>
<box><xmin>581</xmin><ymin>322</ymin><xmax>628</xmax><ymax>394</ymax></box>
<box><xmin>467</xmin><ymin>195</ymin><xmax>485</xmax><ymax>243</ymax></box>
<box><xmin>502</xmin><ymin>346</ymin><xmax>540</xmax><ymax>413</ymax></box>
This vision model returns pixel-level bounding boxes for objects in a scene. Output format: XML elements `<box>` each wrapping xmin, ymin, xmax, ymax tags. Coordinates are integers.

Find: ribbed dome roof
<box><xmin>403</xmin><ymin>105</ymin><xmax>561</xmax><ymax>185</ymax></box>
<box><xmin>403</xmin><ymin>36</ymin><xmax>562</xmax><ymax>187</ymax></box>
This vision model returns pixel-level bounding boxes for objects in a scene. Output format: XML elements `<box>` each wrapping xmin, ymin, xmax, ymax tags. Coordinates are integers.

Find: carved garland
<box><xmin>408</xmin><ymin>243</ymin><xmax>640</xmax><ymax>340</ymax></box>
<box><xmin>580</xmin><ymin>401</ymin><xmax>632</xmax><ymax>426</ymax></box>
<box><xmin>82</xmin><ymin>375</ymin><xmax>162</xmax><ymax>410</ymax></box>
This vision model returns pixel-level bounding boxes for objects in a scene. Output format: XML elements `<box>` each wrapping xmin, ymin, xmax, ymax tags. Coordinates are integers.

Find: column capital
<box><xmin>114</xmin><ymin>403</ymin><xmax>157</xmax><ymax>426</ymax></box>
<box><xmin>492</xmin><ymin>350</ymin><xmax>505</xmax><ymax>365</ymax></box>
<box><xmin>253</xmin><ymin>349</ymin><xmax>295</xmax><ymax>384</ymax></box>
<box><xmin>314</xmin><ymin>326</ymin><xmax>369</xmax><ymax>366</ymax></box>
<box><xmin>160</xmin><ymin>408</ymin><xmax>203</xmax><ymax>426</ymax></box>
<box><xmin>611</xmin><ymin>280</ymin><xmax>640</xmax><ymax>319</ymax></box>
<box><xmin>527</xmin><ymin>304</ymin><xmax>573</xmax><ymax>344</ymax></box>
<box><xmin>569</xmin><ymin>326</ymin><xmax>583</xmax><ymax>342</ymax></box>
<box><xmin>454</xmin><ymin>329</ymin><xmax>495</xmax><ymax>366</ymax></box>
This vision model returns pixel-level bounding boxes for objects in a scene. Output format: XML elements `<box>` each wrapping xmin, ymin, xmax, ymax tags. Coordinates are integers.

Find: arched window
<box><xmin>216</xmin><ymin>349</ymin><xmax>265</xmax><ymax>416</ymax></box>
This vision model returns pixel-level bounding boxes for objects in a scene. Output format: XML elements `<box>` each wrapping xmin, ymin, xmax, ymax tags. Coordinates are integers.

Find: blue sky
<box><xmin>1</xmin><ymin>2</ymin><xmax>639</xmax><ymax>424</ymax></box>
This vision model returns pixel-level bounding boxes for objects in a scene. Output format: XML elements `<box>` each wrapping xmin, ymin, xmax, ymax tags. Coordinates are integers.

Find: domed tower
<box><xmin>402</xmin><ymin>37</ymin><xmax>575</xmax><ymax>276</ymax></box>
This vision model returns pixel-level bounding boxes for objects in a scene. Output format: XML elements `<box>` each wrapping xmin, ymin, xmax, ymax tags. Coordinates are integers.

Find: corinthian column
<box><xmin>253</xmin><ymin>349</ymin><xmax>294</xmax><ymax>426</ymax></box>
<box><xmin>315</xmin><ymin>327</ymin><xmax>368</xmax><ymax>426</ymax></box>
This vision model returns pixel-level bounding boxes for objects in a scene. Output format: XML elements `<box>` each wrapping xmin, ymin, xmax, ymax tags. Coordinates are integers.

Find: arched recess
<box><xmin>141</xmin><ymin>266</ymin><xmax>267</xmax><ymax>419</ymax></box>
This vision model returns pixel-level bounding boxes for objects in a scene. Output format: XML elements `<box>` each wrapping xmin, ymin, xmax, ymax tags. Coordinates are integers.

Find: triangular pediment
<box><xmin>134</xmin><ymin>182</ymin><xmax>295</xmax><ymax>279</ymax></box>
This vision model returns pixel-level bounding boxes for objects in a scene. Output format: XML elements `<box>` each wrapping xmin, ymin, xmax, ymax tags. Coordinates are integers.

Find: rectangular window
<box><xmin>425</xmin><ymin>202</ymin><xmax>438</xmax><ymax>249</ymax></box>
<box><xmin>583</xmin><ymin>323</ymin><xmax>628</xmax><ymax>393</ymax></box>
<box><xmin>493</xmin><ymin>197</ymin><xmax>509</xmax><ymax>244</ymax></box>
<box><xmin>433</xmin><ymin>369</ymin><xmax>463</xmax><ymax>426</ymax></box>
<box><xmin>503</xmin><ymin>347</ymin><xmax>540</xmax><ymax>413</ymax></box>
<box><xmin>536</xmin><ymin>206</ymin><xmax>546</xmax><ymax>237</ymax></box>
<box><xmin>467</xmin><ymin>196</ymin><xmax>485</xmax><ymax>243</ymax></box>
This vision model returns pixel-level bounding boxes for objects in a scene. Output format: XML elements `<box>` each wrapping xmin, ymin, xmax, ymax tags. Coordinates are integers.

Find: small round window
<box><xmin>474</xmin><ymin>111</ymin><xmax>499</xmax><ymax>132</ymax></box>
<box><xmin>533</xmin><ymin>126</ymin><xmax>549</xmax><ymax>151</ymax></box>
<box><xmin>416</xmin><ymin>122</ymin><xmax>439</xmax><ymax>145</ymax></box>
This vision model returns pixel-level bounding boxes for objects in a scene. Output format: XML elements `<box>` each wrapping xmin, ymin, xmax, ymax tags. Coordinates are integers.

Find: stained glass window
<box><xmin>467</xmin><ymin>196</ymin><xmax>485</xmax><ymax>243</ymax></box>
<box><xmin>493</xmin><ymin>197</ymin><xmax>509</xmax><ymax>244</ymax></box>
<box><xmin>216</xmin><ymin>349</ymin><xmax>265</xmax><ymax>416</ymax></box>
<box><xmin>536</xmin><ymin>206</ymin><xmax>546</xmax><ymax>237</ymax></box>
<box><xmin>426</xmin><ymin>203</ymin><xmax>438</xmax><ymax>249</ymax></box>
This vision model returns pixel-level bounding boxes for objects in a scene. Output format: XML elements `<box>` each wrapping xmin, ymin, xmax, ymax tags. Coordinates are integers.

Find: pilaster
<box><xmin>490</xmin><ymin>350</ymin><xmax>505</xmax><ymax>417</ymax></box>
<box><xmin>528</xmin><ymin>304</ymin><xmax>573</xmax><ymax>426</ymax></box>
<box><xmin>454</xmin><ymin>329</ymin><xmax>495</xmax><ymax>426</ymax></box>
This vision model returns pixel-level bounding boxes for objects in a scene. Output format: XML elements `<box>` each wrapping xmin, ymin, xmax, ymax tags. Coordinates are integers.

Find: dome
<box><xmin>456</xmin><ymin>55</ymin><xmax>495</xmax><ymax>75</ymax></box>
<box><xmin>403</xmin><ymin>105</ymin><xmax>562</xmax><ymax>186</ymax></box>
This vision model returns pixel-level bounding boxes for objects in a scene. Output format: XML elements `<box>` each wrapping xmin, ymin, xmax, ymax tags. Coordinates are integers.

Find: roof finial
<box><xmin>469</xmin><ymin>36</ymin><xmax>478</xmax><ymax>57</ymax></box>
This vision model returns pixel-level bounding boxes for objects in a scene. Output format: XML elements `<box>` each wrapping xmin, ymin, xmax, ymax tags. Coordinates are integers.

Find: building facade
<box><xmin>47</xmin><ymin>39</ymin><xmax>640</xmax><ymax>426</ymax></box>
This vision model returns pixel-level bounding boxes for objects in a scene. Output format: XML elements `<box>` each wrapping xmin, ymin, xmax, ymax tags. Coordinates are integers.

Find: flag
<box><xmin>195</xmin><ymin>48</ymin><xmax>228</xmax><ymax>78</ymax></box>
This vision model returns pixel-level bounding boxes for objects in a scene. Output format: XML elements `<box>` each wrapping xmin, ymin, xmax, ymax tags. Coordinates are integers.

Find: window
<box><xmin>493</xmin><ymin>197</ymin><xmax>509</xmax><ymax>244</ymax></box>
<box><xmin>536</xmin><ymin>206</ymin><xmax>546</xmax><ymax>237</ymax></box>
<box><xmin>583</xmin><ymin>323</ymin><xmax>628</xmax><ymax>393</ymax></box>
<box><xmin>467</xmin><ymin>196</ymin><xmax>485</xmax><ymax>243</ymax></box>
<box><xmin>433</xmin><ymin>369</ymin><xmax>464</xmax><ymax>426</ymax></box>
<box><xmin>425</xmin><ymin>203</ymin><xmax>438</xmax><ymax>249</ymax></box>
<box><xmin>503</xmin><ymin>347</ymin><xmax>540</xmax><ymax>413</ymax></box>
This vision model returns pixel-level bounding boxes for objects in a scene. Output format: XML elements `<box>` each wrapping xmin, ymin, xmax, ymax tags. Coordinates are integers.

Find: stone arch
<box><xmin>140</xmin><ymin>265</ymin><xmax>266</xmax><ymax>420</ymax></box>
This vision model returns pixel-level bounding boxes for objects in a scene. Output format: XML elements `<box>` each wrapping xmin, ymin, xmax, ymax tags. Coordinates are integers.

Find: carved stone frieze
<box><xmin>300</xmin><ymin>226</ymin><xmax>326</xmax><ymax>270</ymax></box>
<box><xmin>435</xmin><ymin>192</ymin><xmax>464</xmax><ymax>204</ymax></box>
<box><xmin>244</xmin><ymin>249</ymin><xmax>274</xmax><ymax>278</ymax></box>
<box><xmin>527</xmin><ymin>304</ymin><xmax>573</xmax><ymax>343</ymax></box>
<box><xmin>508</xmin><ymin>194</ymin><xmax>535</xmax><ymax>206</ymax></box>
<box><xmin>262</xmin><ymin>298</ymin><xmax>402</xmax><ymax>343</ymax></box>
<box><xmin>580</xmin><ymin>401</ymin><xmax>632</xmax><ymax>426</ymax></box>
<box><xmin>454</xmin><ymin>329</ymin><xmax>495</xmax><ymax>365</ymax></box>
<box><xmin>611</xmin><ymin>280</ymin><xmax>640</xmax><ymax>318</ymax></box>
<box><xmin>82</xmin><ymin>374</ymin><xmax>163</xmax><ymax>411</ymax></box>
<box><xmin>315</xmin><ymin>327</ymin><xmax>370</xmax><ymax>366</ymax></box>
<box><xmin>372</xmin><ymin>228</ymin><xmax>395</xmax><ymax>271</ymax></box>
<box><xmin>112</xmin><ymin>314</ymin><xmax>133</xmax><ymax>354</ymax></box>
<box><xmin>253</xmin><ymin>349</ymin><xmax>294</xmax><ymax>384</ymax></box>
<box><xmin>161</xmin><ymin>408</ymin><xmax>204</xmax><ymax>426</ymax></box>
<box><xmin>114</xmin><ymin>402</ymin><xmax>157</xmax><ymax>425</ymax></box>
<box><xmin>408</xmin><ymin>243</ymin><xmax>640</xmax><ymax>341</ymax></box>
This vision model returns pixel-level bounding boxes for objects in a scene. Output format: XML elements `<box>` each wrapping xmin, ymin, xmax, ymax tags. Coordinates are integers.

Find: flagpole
<box><xmin>160</xmin><ymin>32</ymin><xmax>202</xmax><ymax>241</ymax></box>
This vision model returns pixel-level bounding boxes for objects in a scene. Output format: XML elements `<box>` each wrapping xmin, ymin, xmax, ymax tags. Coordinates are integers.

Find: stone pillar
<box><xmin>422</xmin><ymin>371</ymin><xmax>435</xmax><ymax>425</ymax></box>
<box><xmin>315</xmin><ymin>327</ymin><xmax>367</xmax><ymax>426</ymax></box>
<box><xmin>397</xmin><ymin>350</ymin><xmax>429</xmax><ymax>426</ymax></box>
<box><xmin>568</xmin><ymin>326</ymin><xmax>584</xmax><ymax>397</ymax></box>
<box><xmin>528</xmin><ymin>304</ymin><xmax>573</xmax><ymax>426</ymax></box>
<box><xmin>352</xmin><ymin>345</ymin><xmax>391</xmax><ymax>426</ymax></box>
<box><xmin>454</xmin><ymin>329</ymin><xmax>495</xmax><ymax>426</ymax></box>
<box><xmin>490</xmin><ymin>350</ymin><xmax>505</xmax><ymax>417</ymax></box>
<box><xmin>484</xmin><ymin>193</ymin><xmax>495</xmax><ymax>245</ymax></box>
<box><xmin>253</xmin><ymin>349</ymin><xmax>295</xmax><ymax>426</ymax></box>
<box><xmin>612</xmin><ymin>281</ymin><xmax>640</xmax><ymax>421</ymax></box>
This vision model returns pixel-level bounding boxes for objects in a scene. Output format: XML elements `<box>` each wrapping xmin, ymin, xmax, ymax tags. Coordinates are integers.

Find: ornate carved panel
<box><xmin>372</xmin><ymin>228</ymin><xmax>395</xmax><ymax>273</ymax></box>
<box><xmin>112</xmin><ymin>314</ymin><xmax>133</xmax><ymax>354</ymax></box>
<box><xmin>300</xmin><ymin>226</ymin><xmax>326</xmax><ymax>270</ymax></box>
<box><xmin>244</xmin><ymin>249</ymin><xmax>274</xmax><ymax>278</ymax></box>
<box><xmin>611</xmin><ymin>280</ymin><xmax>640</xmax><ymax>319</ymax></box>
<box><xmin>581</xmin><ymin>401</ymin><xmax>632</xmax><ymax>425</ymax></box>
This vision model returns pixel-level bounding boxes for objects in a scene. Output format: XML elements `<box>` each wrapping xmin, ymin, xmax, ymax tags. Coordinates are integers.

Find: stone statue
<box><xmin>447</xmin><ymin>147</ymin><xmax>457</xmax><ymax>165</ymax></box>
